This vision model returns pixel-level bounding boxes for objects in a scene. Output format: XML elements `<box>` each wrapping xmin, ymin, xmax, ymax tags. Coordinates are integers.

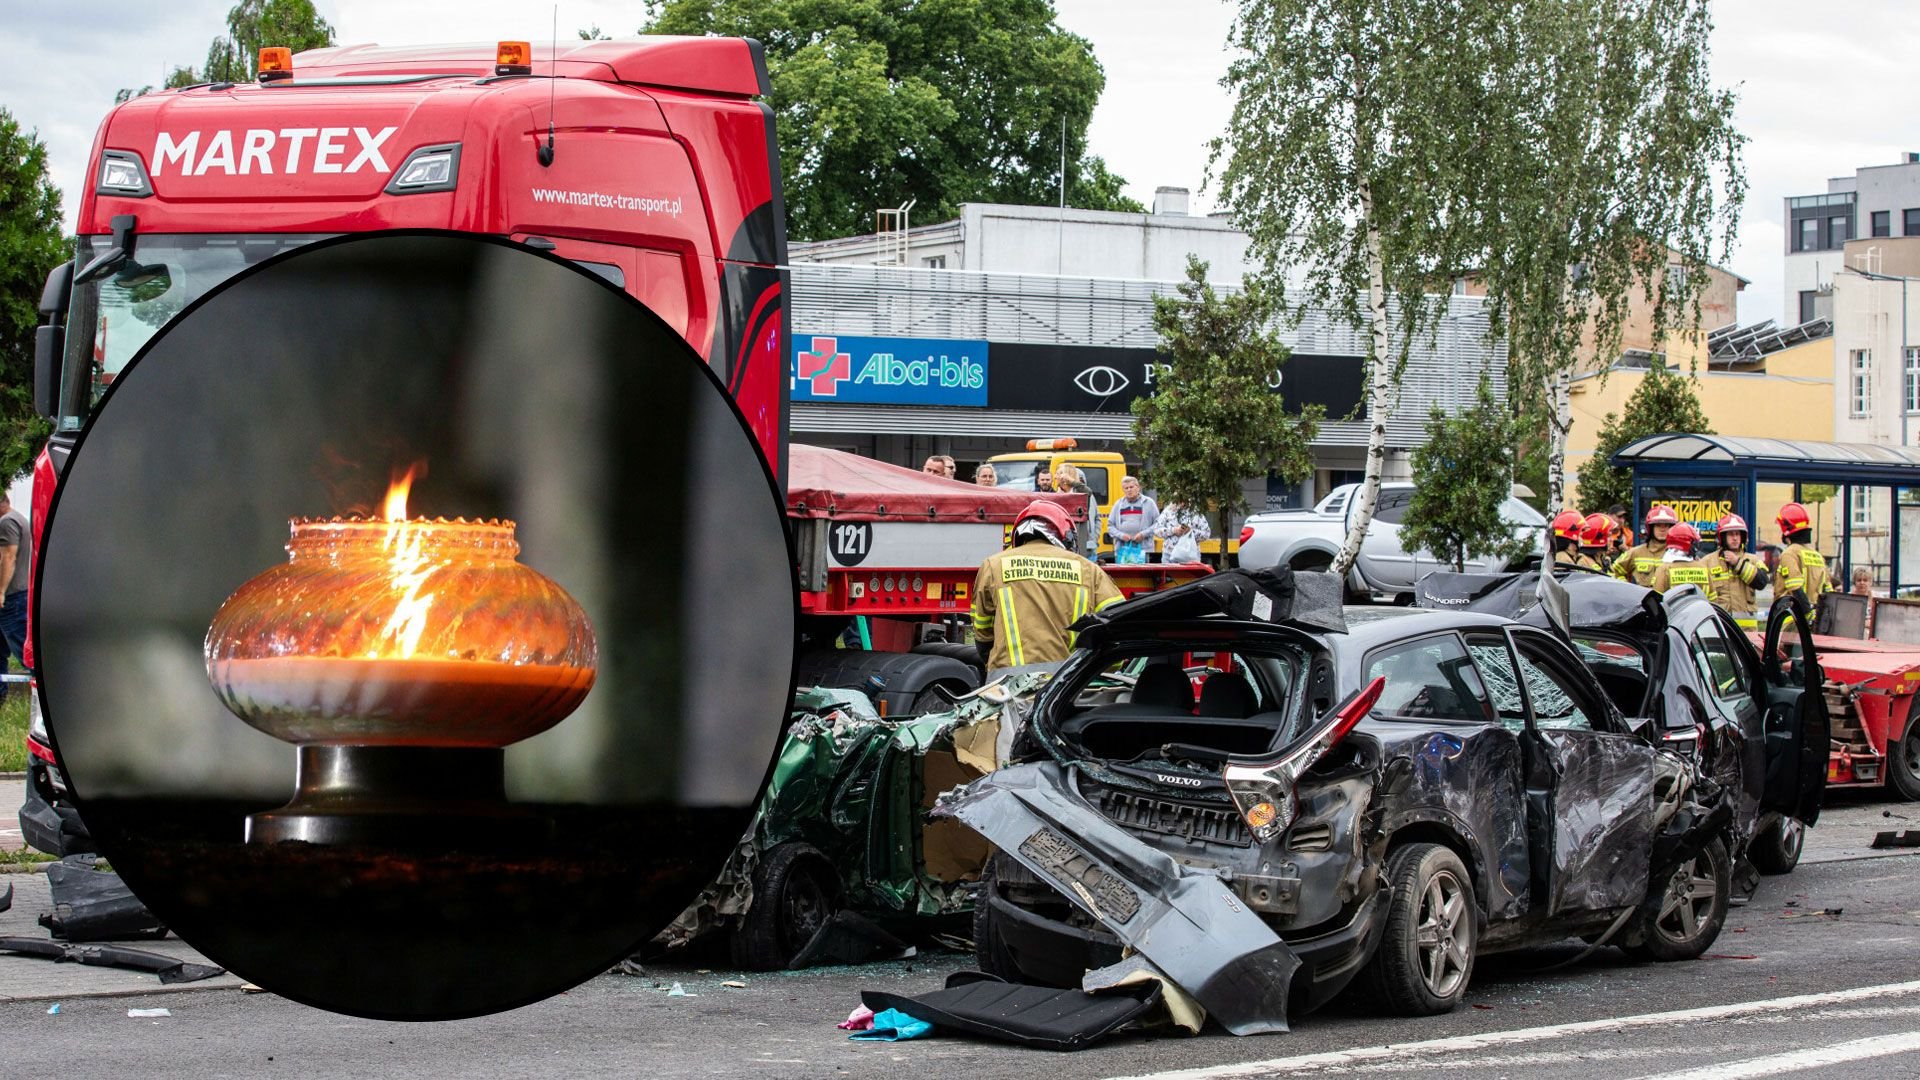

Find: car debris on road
<box><xmin>927</xmin><ymin>568</ymin><xmax>1827</xmax><ymax>1036</ymax></box>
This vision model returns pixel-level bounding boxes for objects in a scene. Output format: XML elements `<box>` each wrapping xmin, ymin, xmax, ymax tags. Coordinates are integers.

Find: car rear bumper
<box><xmin>986</xmin><ymin>873</ymin><xmax>1386</xmax><ymax>1004</ymax></box>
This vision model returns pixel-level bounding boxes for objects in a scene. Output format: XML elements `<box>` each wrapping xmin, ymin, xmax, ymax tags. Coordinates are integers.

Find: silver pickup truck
<box><xmin>1238</xmin><ymin>482</ymin><xmax>1546</xmax><ymax>600</ymax></box>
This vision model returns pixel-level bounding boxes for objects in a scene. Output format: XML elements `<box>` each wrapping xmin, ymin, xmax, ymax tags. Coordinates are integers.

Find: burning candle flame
<box><xmin>375</xmin><ymin>462</ymin><xmax>435</xmax><ymax>659</ymax></box>
<box><xmin>383</xmin><ymin>463</ymin><xmax>419</xmax><ymax>522</ymax></box>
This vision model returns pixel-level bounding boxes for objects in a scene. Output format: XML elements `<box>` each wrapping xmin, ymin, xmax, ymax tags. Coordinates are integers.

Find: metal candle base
<box><xmin>246</xmin><ymin>746</ymin><xmax>552</xmax><ymax>849</ymax></box>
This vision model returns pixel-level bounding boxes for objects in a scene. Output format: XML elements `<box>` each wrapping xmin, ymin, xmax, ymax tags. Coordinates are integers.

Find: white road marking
<box><xmin>1624</xmin><ymin>1030</ymin><xmax>1920</xmax><ymax>1079</ymax></box>
<box><xmin>1109</xmin><ymin>979</ymin><xmax>1920</xmax><ymax>1080</ymax></box>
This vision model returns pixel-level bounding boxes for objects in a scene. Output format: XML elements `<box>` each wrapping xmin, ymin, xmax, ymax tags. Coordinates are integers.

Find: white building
<box><xmin>1824</xmin><ymin>237</ymin><xmax>1920</xmax><ymax>582</ymax></box>
<box><xmin>786</xmin><ymin>195</ymin><xmax>1508</xmax><ymax>513</ymax></box>
<box><xmin>1784</xmin><ymin>155</ymin><xmax>1920</xmax><ymax>325</ymax></box>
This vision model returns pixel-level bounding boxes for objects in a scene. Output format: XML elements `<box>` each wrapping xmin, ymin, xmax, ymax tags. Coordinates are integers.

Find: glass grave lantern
<box><xmin>204</xmin><ymin>471</ymin><xmax>596</xmax><ymax>846</ymax></box>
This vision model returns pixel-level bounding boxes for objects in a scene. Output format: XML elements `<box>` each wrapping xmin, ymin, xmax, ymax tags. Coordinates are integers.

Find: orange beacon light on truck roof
<box><xmin>496</xmin><ymin>41</ymin><xmax>533</xmax><ymax>75</ymax></box>
<box><xmin>257</xmin><ymin>47</ymin><xmax>293</xmax><ymax>81</ymax></box>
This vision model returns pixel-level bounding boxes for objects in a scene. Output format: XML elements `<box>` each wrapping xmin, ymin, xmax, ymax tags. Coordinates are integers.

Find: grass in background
<box><xmin>1</xmin><ymin>659</ymin><xmax>28</xmax><ymax>773</ymax></box>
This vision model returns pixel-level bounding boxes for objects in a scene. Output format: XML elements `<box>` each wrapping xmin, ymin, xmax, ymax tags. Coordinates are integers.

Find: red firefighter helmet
<box><xmin>1777</xmin><ymin>502</ymin><xmax>1813</xmax><ymax>535</ymax></box>
<box><xmin>1551</xmin><ymin>509</ymin><xmax>1585</xmax><ymax>542</ymax></box>
<box><xmin>1644</xmin><ymin>504</ymin><xmax>1680</xmax><ymax>528</ymax></box>
<box><xmin>1665</xmin><ymin>521</ymin><xmax>1699</xmax><ymax>556</ymax></box>
<box><xmin>1580</xmin><ymin>513</ymin><xmax>1613</xmax><ymax>547</ymax></box>
<box><xmin>1716</xmin><ymin>513</ymin><xmax>1748</xmax><ymax>541</ymax></box>
<box><xmin>1015</xmin><ymin>499</ymin><xmax>1075</xmax><ymax>539</ymax></box>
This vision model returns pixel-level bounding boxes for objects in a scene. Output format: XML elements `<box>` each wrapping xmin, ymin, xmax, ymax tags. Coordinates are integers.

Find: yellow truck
<box><xmin>985</xmin><ymin>439</ymin><xmax>1236</xmax><ymax>561</ymax></box>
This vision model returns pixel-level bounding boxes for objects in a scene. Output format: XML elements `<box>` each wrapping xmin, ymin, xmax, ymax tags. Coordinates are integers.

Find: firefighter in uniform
<box><xmin>1613</xmin><ymin>504</ymin><xmax>1678</xmax><ymax>586</ymax></box>
<box><xmin>1578</xmin><ymin>513</ymin><xmax>1614</xmax><ymax>570</ymax></box>
<box><xmin>1773</xmin><ymin>502</ymin><xmax>1833</xmax><ymax>606</ymax></box>
<box><xmin>1648</xmin><ymin>522</ymin><xmax>1708</xmax><ymax>594</ymax></box>
<box><xmin>972</xmin><ymin>500</ymin><xmax>1124</xmax><ymax>672</ymax></box>
<box><xmin>1549</xmin><ymin>510</ymin><xmax>1593</xmax><ymax>569</ymax></box>
<box><xmin>1703</xmin><ymin>513</ymin><xmax>1767</xmax><ymax>617</ymax></box>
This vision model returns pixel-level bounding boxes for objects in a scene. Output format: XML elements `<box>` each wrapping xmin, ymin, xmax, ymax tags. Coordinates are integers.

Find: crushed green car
<box><xmin>657</xmin><ymin>672</ymin><xmax>1054</xmax><ymax>969</ymax></box>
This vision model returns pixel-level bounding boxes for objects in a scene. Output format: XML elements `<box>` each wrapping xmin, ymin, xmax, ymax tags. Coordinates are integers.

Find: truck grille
<box><xmin>1094</xmin><ymin>788</ymin><xmax>1254</xmax><ymax>847</ymax></box>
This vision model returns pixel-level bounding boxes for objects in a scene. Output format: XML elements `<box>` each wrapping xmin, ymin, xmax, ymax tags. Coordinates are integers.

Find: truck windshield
<box><xmin>58</xmin><ymin>234</ymin><xmax>330</xmax><ymax>431</ymax></box>
<box><xmin>992</xmin><ymin>461</ymin><xmax>1043</xmax><ymax>490</ymax></box>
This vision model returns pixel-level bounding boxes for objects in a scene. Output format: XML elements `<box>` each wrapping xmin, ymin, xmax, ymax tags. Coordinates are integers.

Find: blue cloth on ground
<box><xmin>848</xmin><ymin>1007</ymin><xmax>933</xmax><ymax>1041</ymax></box>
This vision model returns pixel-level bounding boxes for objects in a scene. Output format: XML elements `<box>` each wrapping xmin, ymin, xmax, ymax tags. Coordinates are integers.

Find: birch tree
<box><xmin>1211</xmin><ymin>1</ymin><xmax>1502</xmax><ymax>576</ymax></box>
<box><xmin>1475</xmin><ymin>0</ymin><xmax>1743</xmax><ymax>514</ymax></box>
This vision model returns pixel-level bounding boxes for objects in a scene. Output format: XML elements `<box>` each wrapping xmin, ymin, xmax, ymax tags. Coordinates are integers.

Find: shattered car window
<box><xmin>1464</xmin><ymin>637</ymin><xmax>1528</xmax><ymax>733</ymax></box>
<box><xmin>1512</xmin><ymin>646</ymin><xmax>1596</xmax><ymax>731</ymax></box>
<box><xmin>1362</xmin><ymin>634</ymin><xmax>1494</xmax><ymax>724</ymax></box>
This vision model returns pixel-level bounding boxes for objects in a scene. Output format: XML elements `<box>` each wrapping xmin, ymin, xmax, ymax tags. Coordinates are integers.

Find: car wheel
<box><xmin>730</xmin><ymin>842</ymin><xmax>839</xmax><ymax>971</ymax></box>
<box><xmin>973</xmin><ymin>856</ymin><xmax>1023</xmax><ymax>981</ymax></box>
<box><xmin>1749</xmin><ymin>814</ymin><xmax>1805</xmax><ymax>875</ymax></box>
<box><xmin>1360</xmin><ymin>843</ymin><xmax>1476</xmax><ymax>1015</ymax></box>
<box><xmin>1890</xmin><ymin>714</ymin><xmax>1920</xmax><ymax>802</ymax></box>
<box><xmin>1624</xmin><ymin>837</ymin><xmax>1730</xmax><ymax>962</ymax></box>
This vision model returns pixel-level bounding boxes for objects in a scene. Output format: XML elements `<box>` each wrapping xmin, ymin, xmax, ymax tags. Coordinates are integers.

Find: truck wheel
<box><xmin>1890</xmin><ymin>714</ymin><xmax>1920</xmax><ymax>802</ymax></box>
<box><xmin>1360</xmin><ymin>843</ymin><xmax>1476</xmax><ymax>1016</ymax></box>
<box><xmin>972</xmin><ymin>856</ymin><xmax>1022</xmax><ymax>982</ymax></box>
<box><xmin>1748</xmin><ymin>814</ymin><xmax>1805</xmax><ymax>875</ymax></box>
<box><xmin>1624</xmin><ymin>837</ymin><xmax>1729</xmax><ymax>962</ymax></box>
<box><xmin>730</xmin><ymin>842</ymin><xmax>839</xmax><ymax>971</ymax></box>
<box><xmin>906</xmin><ymin>680</ymin><xmax>970</xmax><ymax>716</ymax></box>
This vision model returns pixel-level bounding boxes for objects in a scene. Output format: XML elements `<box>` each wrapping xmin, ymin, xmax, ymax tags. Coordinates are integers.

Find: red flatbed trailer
<box><xmin>1752</xmin><ymin>630</ymin><xmax>1920</xmax><ymax>792</ymax></box>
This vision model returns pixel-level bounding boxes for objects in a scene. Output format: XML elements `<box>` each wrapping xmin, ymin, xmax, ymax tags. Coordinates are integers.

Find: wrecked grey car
<box><xmin>1415</xmin><ymin>570</ymin><xmax>1828</xmax><ymax>877</ymax></box>
<box><xmin>944</xmin><ymin>569</ymin><xmax>1808</xmax><ymax>1032</ymax></box>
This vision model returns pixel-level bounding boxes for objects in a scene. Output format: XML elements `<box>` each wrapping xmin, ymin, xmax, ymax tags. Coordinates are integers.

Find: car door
<box><xmin>1351</xmin><ymin>489</ymin><xmax>1418</xmax><ymax>590</ymax></box>
<box><xmin>1757</xmin><ymin>595</ymin><xmax>1829</xmax><ymax>825</ymax></box>
<box><xmin>1479</xmin><ymin>627</ymin><xmax>1656</xmax><ymax>916</ymax></box>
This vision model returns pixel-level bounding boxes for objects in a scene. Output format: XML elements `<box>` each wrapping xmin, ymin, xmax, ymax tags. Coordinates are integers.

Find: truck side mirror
<box><xmin>34</xmin><ymin>259</ymin><xmax>74</xmax><ymax>420</ymax></box>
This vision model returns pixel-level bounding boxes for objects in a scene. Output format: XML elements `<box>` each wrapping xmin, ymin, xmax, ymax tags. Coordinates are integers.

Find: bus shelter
<box><xmin>1610</xmin><ymin>433</ymin><xmax>1920</xmax><ymax>596</ymax></box>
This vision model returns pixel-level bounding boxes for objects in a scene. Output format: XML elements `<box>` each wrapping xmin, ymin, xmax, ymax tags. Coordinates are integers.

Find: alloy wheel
<box><xmin>1414</xmin><ymin>869</ymin><xmax>1470</xmax><ymax>997</ymax></box>
<box><xmin>1655</xmin><ymin>853</ymin><xmax>1718</xmax><ymax>943</ymax></box>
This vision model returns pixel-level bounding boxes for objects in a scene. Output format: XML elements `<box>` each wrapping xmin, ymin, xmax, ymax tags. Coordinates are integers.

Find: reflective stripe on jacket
<box><xmin>1773</xmin><ymin>543</ymin><xmax>1832</xmax><ymax>599</ymax></box>
<box><xmin>972</xmin><ymin>541</ymin><xmax>1125</xmax><ymax>670</ymax></box>
<box><xmin>1612</xmin><ymin>542</ymin><xmax>1665</xmax><ymax>587</ymax></box>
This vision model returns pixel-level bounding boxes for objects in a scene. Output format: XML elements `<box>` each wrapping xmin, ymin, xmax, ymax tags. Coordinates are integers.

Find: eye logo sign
<box><xmin>1073</xmin><ymin>365</ymin><xmax>1131</xmax><ymax>398</ymax></box>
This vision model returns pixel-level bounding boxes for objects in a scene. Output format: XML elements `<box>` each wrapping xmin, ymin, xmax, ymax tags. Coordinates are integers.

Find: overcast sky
<box><xmin>8</xmin><ymin>0</ymin><xmax>1918</xmax><ymax>326</ymax></box>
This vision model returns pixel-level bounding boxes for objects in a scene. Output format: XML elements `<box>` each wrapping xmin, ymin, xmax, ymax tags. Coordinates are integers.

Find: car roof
<box><xmin>1334</xmin><ymin>609</ymin><xmax>1515</xmax><ymax>654</ymax></box>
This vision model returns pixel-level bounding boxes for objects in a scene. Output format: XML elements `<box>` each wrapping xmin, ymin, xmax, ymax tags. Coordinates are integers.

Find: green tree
<box><xmin>1400</xmin><ymin>377</ymin><xmax>1534</xmax><ymax>572</ymax></box>
<box><xmin>639</xmin><ymin>0</ymin><xmax>1143</xmax><ymax>240</ymax></box>
<box><xmin>0</xmin><ymin>110</ymin><xmax>66</xmax><ymax>483</ymax></box>
<box><xmin>1129</xmin><ymin>257</ymin><xmax>1322</xmax><ymax>549</ymax></box>
<box><xmin>1470</xmin><ymin>0</ymin><xmax>1743</xmax><ymax>514</ymax></box>
<box><xmin>117</xmin><ymin>1</ymin><xmax>335</xmax><ymax>99</ymax></box>
<box><xmin>1212</xmin><ymin>1</ymin><xmax>1507</xmax><ymax>577</ymax></box>
<box><xmin>1572</xmin><ymin>364</ymin><xmax>1714</xmax><ymax>512</ymax></box>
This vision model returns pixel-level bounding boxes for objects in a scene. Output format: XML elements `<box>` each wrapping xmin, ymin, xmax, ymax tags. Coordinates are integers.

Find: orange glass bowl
<box><xmin>206</xmin><ymin>516</ymin><xmax>597</xmax><ymax>749</ymax></box>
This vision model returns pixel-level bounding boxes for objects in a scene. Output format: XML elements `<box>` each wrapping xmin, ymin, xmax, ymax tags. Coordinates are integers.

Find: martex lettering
<box><xmin>149</xmin><ymin>126</ymin><xmax>400</xmax><ymax>177</ymax></box>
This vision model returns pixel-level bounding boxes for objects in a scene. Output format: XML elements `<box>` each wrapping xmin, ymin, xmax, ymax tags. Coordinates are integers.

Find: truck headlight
<box><xmin>98</xmin><ymin>150</ymin><xmax>154</xmax><ymax>197</ymax></box>
<box><xmin>385</xmin><ymin>144</ymin><xmax>462</xmax><ymax>194</ymax></box>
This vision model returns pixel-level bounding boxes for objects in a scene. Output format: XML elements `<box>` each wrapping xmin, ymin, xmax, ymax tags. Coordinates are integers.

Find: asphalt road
<box><xmin>1</xmin><ymin>789</ymin><xmax>1917</xmax><ymax>1079</ymax></box>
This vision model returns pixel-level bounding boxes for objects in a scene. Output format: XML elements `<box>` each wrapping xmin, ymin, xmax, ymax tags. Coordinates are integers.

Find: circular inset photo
<box><xmin>32</xmin><ymin>232</ymin><xmax>797</xmax><ymax>1019</ymax></box>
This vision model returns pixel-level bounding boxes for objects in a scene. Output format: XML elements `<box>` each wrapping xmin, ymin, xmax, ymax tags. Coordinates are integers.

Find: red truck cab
<box><xmin>21</xmin><ymin>37</ymin><xmax>789</xmax><ymax>854</ymax></box>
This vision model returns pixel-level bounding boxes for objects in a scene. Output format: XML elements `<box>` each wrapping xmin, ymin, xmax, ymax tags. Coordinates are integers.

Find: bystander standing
<box><xmin>975</xmin><ymin>463</ymin><xmax>998</xmax><ymax>487</ymax></box>
<box><xmin>0</xmin><ymin>492</ymin><xmax>29</xmax><ymax>667</ymax></box>
<box><xmin>1106</xmin><ymin>476</ymin><xmax>1159</xmax><ymax>564</ymax></box>
<box><xmin>1155</xmin><ymin>501</ymin><xmax>1211</xmax><ymax>565</ymax></box>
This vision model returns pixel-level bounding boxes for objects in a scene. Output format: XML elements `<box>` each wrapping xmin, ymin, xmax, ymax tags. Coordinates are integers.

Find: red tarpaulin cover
<box><xmin>786</xmin><ymin>445</ymin><xmax>1090</xmax><ymax>525</ymax></box>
